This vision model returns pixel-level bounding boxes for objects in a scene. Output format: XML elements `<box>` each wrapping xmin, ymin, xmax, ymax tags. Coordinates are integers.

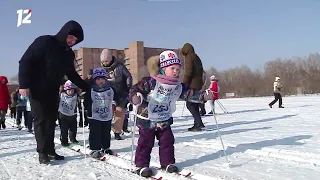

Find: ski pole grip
<box><xmin>136</xmin><ymin>93</ymin><xmax>144</xmax><ymax>106</ymax></box>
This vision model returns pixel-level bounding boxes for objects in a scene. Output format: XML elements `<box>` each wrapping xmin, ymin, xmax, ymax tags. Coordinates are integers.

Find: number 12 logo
<box><xmin>17</xmin><ymin>9</ymin><xmax>32</xmax><ymax>28</ymax></box>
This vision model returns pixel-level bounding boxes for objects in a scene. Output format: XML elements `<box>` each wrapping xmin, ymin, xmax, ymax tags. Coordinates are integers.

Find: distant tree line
<box><xmin>9</xmin><ymin>53</ymin><xmax>320</xmax><ymax>98</ymax></box>
<box><xmin>203</xmin><ymin>53</ymin><xmax>320</xmax><ymax>98</ymax></box>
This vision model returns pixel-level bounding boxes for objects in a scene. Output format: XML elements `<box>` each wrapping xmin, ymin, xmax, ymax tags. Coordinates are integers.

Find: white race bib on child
<box><xmin>58</xmin><ymin>93</ymin><xmax>77</xmax><ymax>116</ymax></box>
<box><xmin>91</xmin><ymin>89</ymin><xmax>114</xmax><ymax>121</ymax></box>
<box><xmin>147</xmin><ymin>81</ymin><xmax>182</xmax><ymax>122</ymax></box>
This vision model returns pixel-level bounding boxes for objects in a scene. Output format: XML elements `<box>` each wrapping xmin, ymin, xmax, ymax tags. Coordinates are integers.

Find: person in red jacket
<box><xmin>208</xmin><ymin>75</ymin><xmax>219</xmax><ymax>114</ymax></box>
<box><xmin>0</xmin><ymin>76</ymin><xmax>11</xmax><ymax>129</ymax></box>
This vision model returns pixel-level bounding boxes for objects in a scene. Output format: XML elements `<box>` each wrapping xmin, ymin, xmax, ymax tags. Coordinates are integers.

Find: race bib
<box><xmin>58</xmin><ymin>93</ymin><xmax>77</xmax><ymax>116</ymax></box>
<box><xmin>147</xmin><ymin>81</ymin><xmax>182</xmax><ymax>122</ymax></box>
<box><xmin>91</xmin><ymin>89</ymin><xmax>114</xmax><ymax>121</ymax></box>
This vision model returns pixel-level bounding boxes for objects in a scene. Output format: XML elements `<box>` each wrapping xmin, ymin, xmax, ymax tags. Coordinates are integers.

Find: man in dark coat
<box><xmin>18</xmin><ymin>20</ymin><xmax>88</xmax><ymax>164</ymax></box>
<box><xmin>181</xmin><ymin>43</ymin><xmax>205</xmax><ymax>131</ymax></box>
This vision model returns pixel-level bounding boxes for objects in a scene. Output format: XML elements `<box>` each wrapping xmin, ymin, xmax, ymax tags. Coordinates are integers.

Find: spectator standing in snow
<box><xmin>269</xmin><ymin>76</ymin><xmax>284</xmax><ymax>108</ymax></box>
<box><xmin>100</xmin><ymin>49</ymin><xmax>133</xmax><ymax>140</ymax></box>
<box><xmin>180</xmin><ymin>43</ymin><xmax>205</xmax><ymax>131</ymax></box>
<box><xmin>199</xmin><ymin>71</ymin><xmax>208</xmax><ymax>116</ymax></box>
<box><xmin>0</xmin><ymin>76</ymin><xmax>11</xmax><ymax>129</ymax></box>
<box><xmin>10</xmin><ymin>90</ymin><xmax>18</xmax><ymax>119</ymax></box>
<box><xmin>18</xmin><ymin>20</ymin><xmax>88</xmax><ymax>164</ymax></box>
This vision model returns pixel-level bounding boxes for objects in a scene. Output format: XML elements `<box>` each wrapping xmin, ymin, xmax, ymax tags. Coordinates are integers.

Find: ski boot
<box><xmin>1</xmin><ymin>122</ymin><xmax>6</xmax><ymax>129</ymax></box>
<box><xmin>47</xmin><ymin>151</ymin><xmax>65</xmax><ymax>160</ymax></box>
<box><xmin>102</xmin><ymin>149</ymin><xmax>114</xmax><ymax>155</ymax></box>
<box><xmin>61</xmin><ymin>142</ymin><xmax>70</xmax><ymax>147</ymax></box>
<box><xmin>114</xmin><ymin>133</ymin><xmax>123</xmax><ymax>140</ymax></box>
<box><xmin>70</xmin><ymin>139</ymin><xmax>79</xmax><ymax>144</ymax></box>
<box><xmin>161</xmin><ymin>164</ymin><xmax>178</xmax><ymax>173</ymax></box>
<box><xmin>38</xmin><ymin>152</ymin><xmax>50</xmax><ymax>164</ymax></box>
<box><xmin>135</xmin><ymin>167</ymin><xmax>153</xmax><ymax>177</ymax></box>
<box><xmin>90</xmin><ymin>150</ymin><xmax>103</xmax><ymax>159</ymax></box>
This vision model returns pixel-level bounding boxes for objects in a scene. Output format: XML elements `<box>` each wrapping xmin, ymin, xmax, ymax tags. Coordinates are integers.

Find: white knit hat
<box><xmin>100</xmin><ymin>49</ymin><xmax>113</xmax><ymax>62</ymax></box>
<box><xmin>159</xmin><ymin>50</ymin><xmax>181</xmax><ymax>69</ymax></box>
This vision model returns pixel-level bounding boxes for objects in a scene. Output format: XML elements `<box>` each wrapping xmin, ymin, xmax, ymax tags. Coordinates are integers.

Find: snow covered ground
<box><xmin>1</xmin><ymin>95</ymin><xmax>320</xmax><ymax>180</ymax></box>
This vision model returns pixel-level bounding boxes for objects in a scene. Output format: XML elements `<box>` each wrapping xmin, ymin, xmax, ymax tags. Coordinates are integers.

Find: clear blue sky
<box><xmin>0</xmin><ymin>0</ymin><xmax>319</xmax><ymax>79</ymax></box>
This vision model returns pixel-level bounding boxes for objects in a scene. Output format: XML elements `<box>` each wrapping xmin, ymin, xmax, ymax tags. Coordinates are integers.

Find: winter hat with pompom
<box><xmin>159</xmin><ymin>50</ymin><xmax>181</xmax><ymax>69</ymax></box>
<box><xmin>64</xmin><ymin>80</ymin><xmax>76</xmax><ymax>90</ymax></box>
<box><xmin>92</xmin><ymin>67</ymin><xmax>108</xmax><ymax>79</ymax></box>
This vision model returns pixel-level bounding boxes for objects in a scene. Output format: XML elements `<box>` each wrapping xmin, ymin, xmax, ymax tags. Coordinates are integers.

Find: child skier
<box><xmin>10</xmin><ymin>90</ymin><xmax>18</xmax><ymax>119</ymax></box>
<box><xmin>84</xmin><ymin>67</ymin><xmax>118</xmax><ymax>158</ymax></box>
<box><xmin>208</xmin><ymin>75</ymin><xmax>219</xmax><ymax>114</ymax></box>
<box><xmin>129</xmin><ymin>50</ymin><xmax>212</xmax><ymax>177</ymax></box>
<box><xmin>25</xmin><ymin>95</ymin><xmax>33</xmax><ymax>132</ymax></box>
<box><xmin>58</xmin><ymin>80</ymin><xmax>79</xmax><ymax>146</ymax></box>
<box><xmin>14</xmin><ymin>89</ymin><xmax>28</xmax><ymax>130</ymax></box>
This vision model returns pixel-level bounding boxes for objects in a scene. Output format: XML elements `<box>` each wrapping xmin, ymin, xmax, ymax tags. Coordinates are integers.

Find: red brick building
<box><xmin>74</xmin><ymin>41</ymin><xmax>183</xmax><ymax>84</ymax></box>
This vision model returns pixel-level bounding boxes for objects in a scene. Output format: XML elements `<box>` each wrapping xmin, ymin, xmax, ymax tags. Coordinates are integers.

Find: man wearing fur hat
<box><xmin>181</xmin><ymin>43</ymin><xmax>205</xmax><ymax>131</ymax></box>
<box><xmin>100</xmin><ymin>49</ymin><xmax>132</xmax><ymax>140</ymax></box>
<box><xmin>269</xmin><ymin>76</ymin><xmax>284</xmax><ymax>108</ymax></box>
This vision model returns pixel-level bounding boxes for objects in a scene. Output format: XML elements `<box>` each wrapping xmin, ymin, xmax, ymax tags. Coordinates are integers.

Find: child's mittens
<box><xmin>131</xmin><ymin>93</ymin><xmax>143</xmax><ymax>105</ymax></box>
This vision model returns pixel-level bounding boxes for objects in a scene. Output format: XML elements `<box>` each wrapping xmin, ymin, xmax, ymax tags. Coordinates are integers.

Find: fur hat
<box><xmin>64</xmin><ymin>80</ymin><xmax>76</xmax><ymax>90</ymax></box>
<box><xmin>92</xmin><ymin>67</ymin><xmax>107</xmax><ymax>79</ymax></box>
<box><xmin>147</xmin><ymin>56</ymin><xmax>160</xmax><ymax>76</ymax></box>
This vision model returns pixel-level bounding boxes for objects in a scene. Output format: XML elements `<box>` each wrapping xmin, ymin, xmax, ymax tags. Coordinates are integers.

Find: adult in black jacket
<box><xmin>100</xmin><ymin>49</ymin><xmax>132</xmax><ymax>140</ymax></box>
<box><xmin>18</xmin><ymin>20</ymin><xmax>88</xmax><ymax>164</ymax></box>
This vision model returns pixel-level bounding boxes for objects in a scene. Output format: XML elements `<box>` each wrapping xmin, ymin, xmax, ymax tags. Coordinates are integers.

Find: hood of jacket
<box><xmin>181</xmin><ymin>43</ymin><xmax>195</xmax><ymax>56</ymax></box>
<box><xmin>55</xmin><ymin>20</ymin><xmax>84</xmax><ymax>47</ymax></box>
<box><xmin>0</xmin><ymin>76</ymin><xmax>8</xmax><ymax>86</ymax></box>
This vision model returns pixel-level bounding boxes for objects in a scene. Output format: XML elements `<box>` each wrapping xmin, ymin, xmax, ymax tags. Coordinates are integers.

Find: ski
<box><xmin>54</xmin><ymin>139</ymin><xmax>163</xmax><ymax>180</ymax></box>
<box><xmin>154</xmin><ymin>167</ymin><xmax>192</xmax><ymax>178</ymax></box>
<box><xmin>65</xmin><ymin>143</ymin><xmax>81</xmax><ymax>152</ymax></box>
<box><xmin>116</xmin><ymin>153</ymin><xmax>194</xmax><ymax>179</ymax></box>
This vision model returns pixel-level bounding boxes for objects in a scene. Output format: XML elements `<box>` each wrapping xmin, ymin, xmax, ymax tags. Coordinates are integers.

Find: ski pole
<box><xmin>181</xmin><ymin>101</ymin><xmax>186</xmax><ymax>117</ymax></box>
<box><xmin>80</xmin><ymin>97</ymin><xmax>86</xmax><ymax>161</ymax></box>
<box><xmin>217</xmin><ymin>100</ymin><xmax>229</xmax><ymax>113</ymax></box>
<box><xmin>206</xmin><ymin>91</ymin><xmax>230</xmax><ymax>165</ymax></box>
<box><xmin>131</xmin><ymin>93</ymin><xmax>143</xmax><ymax>171</ymax></box>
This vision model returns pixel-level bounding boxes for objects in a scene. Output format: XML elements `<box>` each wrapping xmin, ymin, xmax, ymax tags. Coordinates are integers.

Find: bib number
<box><xmin>62</xmin><ymin>101</ymin><xmax>73</xmax><ymax>110</ymax></box>
<box><xmin>95</xmin><ymin>106</ymin><xmax>109</xmax><ymax>116</ymax></box>
<box><xmin>152</xmin><ymin>101</ymin><xmax>171</xmax><ymax>113</ymax></box>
